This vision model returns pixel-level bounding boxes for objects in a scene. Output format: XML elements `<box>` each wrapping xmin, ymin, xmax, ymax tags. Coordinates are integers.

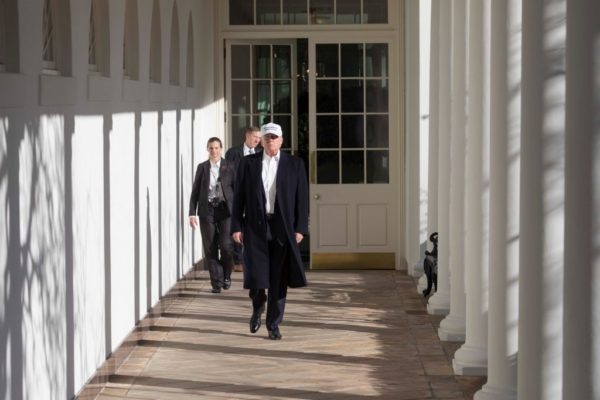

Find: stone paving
<box><xmin>81</xmin><ymin>269</ymin><xmax>485</xmax><ymax>399</ymax></box>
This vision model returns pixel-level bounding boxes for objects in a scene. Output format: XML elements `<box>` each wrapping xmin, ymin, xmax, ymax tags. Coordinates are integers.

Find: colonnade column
<box><xmin>518</xmin><ymin>0</ymin><xmax>566</xmax><ymax>398</ymax></box>
<box><xmin>427</xmin><ymin>0</ymin><xmax>451</xmax><ymax>315</ymax></box>
<box><xmin>474</xmin><ymin>0</ymin><xmax>521</xmax><ymax>397</ymax></box>
<box><xmin>453</xmin><ymin>0</ymin><xmax>490</xmax><ymax>375</ymax></box>
<box><xmin>405</xmin><ymin>0</ymin><xmax>421</xmax><ymax>276</ymax></box>
<box><xmin>562</xmin><ymin>0</ymin><xmax>600</xmax><ymax>398</ymax></box>
<box><xmin>438</xmin><ymin>0</ymin><xmax>467</xmax><ymax>339</ymax></box>
<box><xmin>418</xmin><ymin>0</ymin><xmax>440</xmax><ymax>293</ymax></box>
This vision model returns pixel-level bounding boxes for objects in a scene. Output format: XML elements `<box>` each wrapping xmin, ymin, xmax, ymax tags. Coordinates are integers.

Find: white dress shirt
<box><xmin>262</xmin><ymin>151</ymin><xmax>280</xmax><ymax>214</ymax></box>
<box><xmin>208</xmin><ymin>158</ymin><xmax>221</xmax><ymax>201</ymax></box>
<box><xmin>243</xmin><ymin>144</ymin><xmax>255</xmax><ymax>156</ymax></box>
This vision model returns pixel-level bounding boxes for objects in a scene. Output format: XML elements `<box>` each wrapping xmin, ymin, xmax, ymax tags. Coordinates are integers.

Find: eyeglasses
<box><xmin>263</xmin><ymin>134</ymin><xmax>280</xmax><ymax>140</ymax></box>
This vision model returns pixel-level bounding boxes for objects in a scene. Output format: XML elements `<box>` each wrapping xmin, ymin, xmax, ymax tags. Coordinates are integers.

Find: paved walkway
<box><xmin>83</xmin><ymin>270</ymin><xmax>485</xmax><ymax>399</ymax></box>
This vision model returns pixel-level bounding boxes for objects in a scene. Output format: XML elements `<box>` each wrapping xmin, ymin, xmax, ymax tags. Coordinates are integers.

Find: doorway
<box><xmin>225</xmin><ymin>37</ymin><xmax>398</xmax><ymax>269</ymax></box>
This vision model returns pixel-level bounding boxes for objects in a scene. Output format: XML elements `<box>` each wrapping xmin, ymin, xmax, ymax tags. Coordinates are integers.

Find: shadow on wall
<box><xmin>0</xmin><ymin>113</ymin><xmax>74</xmax><ymax>399</ymax></box>
<box><xmin>0</xmin><ymin>104</ymin><xmax>207</xmax><ymax>400</ymax></box>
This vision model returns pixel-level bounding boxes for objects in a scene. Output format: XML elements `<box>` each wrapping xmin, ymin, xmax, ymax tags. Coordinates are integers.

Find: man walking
<box><xmin>231</xmin><ymin>123</ymin><xmax>309</xmax><ymax>340</ymax></box>
<box><xmin>189</xmin><ymin>137</ymin><xmax>236</xmax><ymax>293</ymax></box>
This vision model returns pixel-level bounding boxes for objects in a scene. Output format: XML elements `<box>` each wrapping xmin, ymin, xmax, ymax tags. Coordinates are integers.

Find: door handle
<box><xmin>313</xmin><ymin>194</ymin><xmax>320</xmax><ymax>200</ymax></box>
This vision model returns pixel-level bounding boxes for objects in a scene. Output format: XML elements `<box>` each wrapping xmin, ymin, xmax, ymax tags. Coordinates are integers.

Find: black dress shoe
<box><xmin>211</xmin><ymin>287</ymin><xmax>221</xmax><ymax>293</ymax></box>
<box><xmin>249</xmin><ymin>305</ymin><xmax>264</xmax><ymax>333</ymax></box>
<box><xmin>223</xmin><ymin>278</ymin><xmax>231</xmax><ymax>290</ymax></box>
<box><xmin>268</xmin><ymin>328</ymin><xmax>282</xmax><ymax>340</ymax></box>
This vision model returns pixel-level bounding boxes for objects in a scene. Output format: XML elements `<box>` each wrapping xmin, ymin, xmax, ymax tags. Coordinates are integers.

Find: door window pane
<box><xmin>273</xmin><ymin>115</ymin><xmax>292</xmax><ymax>146</ymax></box>
<box><xmin>336</xmin><ymin>0</ymin><xmax>361</xmax><ymax>24</ymax></box>
<box><xmin>366</xmin><ymin>115</ymin><xmax>388</xmax><ymax>147</ymax></box>
<box><xmin>254</xmin><ymin>45</ymin><xmax>271</xmax><ymax>78</ymax></box>
<box><xmin>363</xmin><ymin>0</ymin><xmax>388</xmax><ymax>23</ymax></box>
<box><xmin>254</xmin><ymin>80</ymin><xmax>271</xmax><ymax>113</ymax></box>
<box><xmin>232</xmin><ymin>115</ymin><xmax>251</xmax><ymax>146</ymax></box>
<box><xmin>232</xmin><ymin>81</ymin><xmax>251</xmax><ymax>114</ymax></box>
<box><xmin>341</xmin><ymin>80</ymin><xmax>363</xmax><ymax>112</ymax></box>
<box><xmin>283</xmin><ymin>0</ymin><xmax>308</xmax><ymax>24</ymax></box>
<box><xmin>316</xmin><ymin>44</ymin><xmax>338</xmax><ymax>77</ymax></box>
<box><xmin>341</xmin><ymin>44</ymin><xmax>363</xmax><ymax>77</ymax></box>
<box><xmin>316</xmin><ymin>80</ymin><xmax>338</xmax><ymax>113</ymax></box>
<box><xmin>341</xmin><ymin>151</ymin><xmax>364</xmax><ymax>183</ymax></box>
<box><xmin>317</xmin><ymin>115</ymin><xmax>339</xmax><ymax>148</ymax></box>
<box><xmin>253</xmin><ymin>114</ymin><xmax>271</xmax><ymax>127</ymax></box>
<box><xmin>367</xmin><ymin>150</ymin><xmax>389</xmax><ymax>183</ymax></box>
<box><xmin>366</xmin><ymin>43</ymin><xmax>388</xmax><ymax>77</ymax></box>
<box><xmin>274</xmin><ymin>81</ymin><xmax>291</xmax><ymax>113</ymax></box>
<box><xmin>310</xmin><ymin>0</ymin><xmax>334</xmax><ymax>24</ymax></box>
<box><xmin>229</xmin><ymin>0</ymin><xmax>254</xmax><ymax>25</ymax></box>
<box><xmin>257</xmin><ymin>0</ymin><xmax>280</xmax><ymax>24</ymax></box>
<box><xmin>341</xmin><ymin>115</ymin><xmax>364</xmax><ymax>148</ymax></box>
<box><xmin>317</xmin><ymin>151</ymin><xmax>339</xmax><ymax>183</ymax></box>
<box><xmin>274</xmin><ymin>45</ymin><xmax>291</xmax><ymax>78</ymax></box>
<box><xmin>231</xmin><ymin>45</ymin><xmax>250</xmax><ymax>79</ymax></box>
<box><xmin>366</xmin><ymin>79</ymin><xmax>388</xmax><ymax>112</ymax></box>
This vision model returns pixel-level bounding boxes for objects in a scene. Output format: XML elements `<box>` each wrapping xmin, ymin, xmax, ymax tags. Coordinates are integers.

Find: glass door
<box><xmin>309</xmin><ymin>39</ymin><xmax>397</xmax><ymax>269</ymax></box>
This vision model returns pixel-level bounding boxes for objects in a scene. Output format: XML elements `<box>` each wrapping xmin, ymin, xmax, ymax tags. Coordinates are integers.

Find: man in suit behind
<box><xmin>231</xmin><ymin>123</ymin><xmax>309</xmax><ymax>340</ymax></box>
<box><xmin>225</xmin><ymin>126</ymin><xmax>262</xmax><ymax>272</ymax></box>
<box><xmin>189</xmin><ymin>137</ymin><xmax>236</xmax><ymax>293</ymax></box>
<box><xmin>225</xmin><ymin>126</ymin><xmax>262</xmax><ymax>168</ymax></box>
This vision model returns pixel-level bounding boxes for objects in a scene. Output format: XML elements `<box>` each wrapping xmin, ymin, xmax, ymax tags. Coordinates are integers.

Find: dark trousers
<box><xmin>199</xmin><ymin>215</ymin><xmax>234</xmax><ymax>289</ymax></box>
<box><xmin>249</xmin><ymin>213</ymin><xmax>290</xmax><ymax>331</ymax></box>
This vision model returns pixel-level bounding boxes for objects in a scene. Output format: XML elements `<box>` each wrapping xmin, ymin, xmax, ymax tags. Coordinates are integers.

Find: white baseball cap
<box><xmin>260</xmin><ymin>122</ymin><xmax>283</xmax><ymax>137</ymax></box>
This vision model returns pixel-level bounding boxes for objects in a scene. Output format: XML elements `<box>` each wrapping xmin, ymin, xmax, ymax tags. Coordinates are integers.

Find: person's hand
<box><xmin>295</xmin><ymin>233</ymin><xmax>304</xmax><ymax>243</ymax></box>
<box><xmin>189</xmin><ymin>216</ymin><xmax>198</xmax><ymax>229</ymax></box>
<box><xmin>233</xmin><ymin>231</ymin><xmax>243</xmax><ymax>244</ymax></box>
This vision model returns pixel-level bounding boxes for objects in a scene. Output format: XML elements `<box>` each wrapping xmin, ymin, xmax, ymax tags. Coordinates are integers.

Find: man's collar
<box><xmin>262</xmin><ymin>150</ymin><xmax>280</xmax><ymax>161</ymax></box>
<box><xmin>210</xmin><ymin>158</ymin><xmax>221</xmax><ymax>167</ymax></box>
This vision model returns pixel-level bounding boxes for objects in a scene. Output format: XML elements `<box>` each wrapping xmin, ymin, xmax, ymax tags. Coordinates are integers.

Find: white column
<box><xmin>427</xmin><ymin>0</ymin><xmax>451</xmax><ymax>315</ymax></box>
<box><xmin>454</xmin><ymin>0</ymin><xmax>490</xmax><ymax>375</ymax></box>
<box><xmin>562</xmin><ymin>1</ymin><xmax>600</xmax><ymax>399</ymax></box>
<box><xmin>419</xmin><ymin>0</ymin><xmax>440</xmax><ymax>293</ymax></box>
<box><xmin>518</xmin><ymin>0</ymin><xmax>566</xmax><ymax>398</ymax></box>
<box><xmin>474</xmin><ymin>0</ymin><xmax>521</xmax><ymax>398</ymax></box>
<box><xmin>405</xmin><ymin>0</ymin><xmax>421</xmax><ymax>276</ymax></box>
<box><xmin>438</xmin><ymin>0</ymin><xmax>467</xmax><ymax>340</ymax></box>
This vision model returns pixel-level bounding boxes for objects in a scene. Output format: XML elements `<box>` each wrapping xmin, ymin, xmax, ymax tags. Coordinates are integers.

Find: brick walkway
<box><xmin>81</xmin><ymin>270</ymin><xmax>485</xmax><ymax>399</ymax></box>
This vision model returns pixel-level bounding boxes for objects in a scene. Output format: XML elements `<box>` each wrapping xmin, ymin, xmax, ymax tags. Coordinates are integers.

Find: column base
<box><xmin>453</xmin><ymin>344</ymin><xmax>488</xmax><ymax>375</ymax></box>
<box><xmin>438</xmin><ymin>314</ymin><xmax>465</xmax><ymax>341</ymax></box>
<box><xmin>409</xmin><ymin>261</ymin><xmax>424</xmax><ymax>277</ymax></box>
<box><xmin>427</xmin><ymin>291</ymin><xmax>450</xmax><ymax>315</ymax></box>
<box><xmin>417</xmin><ymin>274</ymin><xmax>428</xmax><ymax>294</ymax></box>
<box><xmin>473</xmin><ymin>383</ymin><xmax>517</xmax><ymax>400</ymax></box>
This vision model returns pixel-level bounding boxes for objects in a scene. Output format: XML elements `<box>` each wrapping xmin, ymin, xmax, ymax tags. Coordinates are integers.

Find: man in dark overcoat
<box><xmin>231</xmin><ymin>122</ymin><xmax>309</xmax><ymax>340</ymax></box>
<box><xmin>189</xmin><ymin>137</ymin><xmax>236</xmax><ymax>293</ymax></box>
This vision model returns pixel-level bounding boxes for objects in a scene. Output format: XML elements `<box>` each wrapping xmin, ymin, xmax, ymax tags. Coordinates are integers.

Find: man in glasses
<box><xmin>231</xmin><ymin>123</ymin><xmax>308</xmax><ymax>340</ymax></box>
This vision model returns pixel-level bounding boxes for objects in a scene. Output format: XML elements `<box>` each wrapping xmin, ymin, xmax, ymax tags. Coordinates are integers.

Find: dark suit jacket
<box><xmin>188</xmin><ymin>158</ymin><xmax>236</xmax><ymax>218</ymax></box>
<box><xmin>231</xmin><ymin>151</ymin><xmax>309</xmax><ymax>289</ymax></box>
<box><xmin>225</xmin><ymin>144</ymin><xmax>262</xmax><ymax>172</ymax></box>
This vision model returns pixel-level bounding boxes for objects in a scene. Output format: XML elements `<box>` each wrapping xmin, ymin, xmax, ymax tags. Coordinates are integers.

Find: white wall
<box><xmin>0</xmin><ymin>0</ymin><xmax>219</xmax><ymax>398</ymax></box>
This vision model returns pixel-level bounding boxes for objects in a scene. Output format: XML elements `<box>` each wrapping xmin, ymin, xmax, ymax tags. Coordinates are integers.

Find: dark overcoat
<box><xmin>188</xmin><ymin>158</ymin><xmax>236</xmax><ymax>218</ymax></box>
<box><xmin>231</xmin><ymin>151</ymin><xmax>309</xmax><ymax>289</ymax></box>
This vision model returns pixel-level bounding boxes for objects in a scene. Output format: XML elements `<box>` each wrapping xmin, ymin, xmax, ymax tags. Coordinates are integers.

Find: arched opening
<box><xmin>123</xmin><ymin>0</ymin><xmax>139</xmax><ymax>80</ymax></box>
<box><xmin>88</xmin><ymin>0</ymin><xmax>110</xmax><ymax>75</ymax></box>
<box><xmin>42</xmin><ymin>0</ymin><xmax>72</xmax><ymax>75</ymax></box>
<box><xmin>169</xmin><ymin>2</ymin><xmax>180</xmax><ymax>85</ymax></box>
<box><xmin>186</xmin><ymin>12</ymin><xmax>194</xmax><ymax>88</ymax></box>
<box><xmin>149</xmin><ymin>0</ymin><xmax>162</xmax><ymax>83</ymax></box>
